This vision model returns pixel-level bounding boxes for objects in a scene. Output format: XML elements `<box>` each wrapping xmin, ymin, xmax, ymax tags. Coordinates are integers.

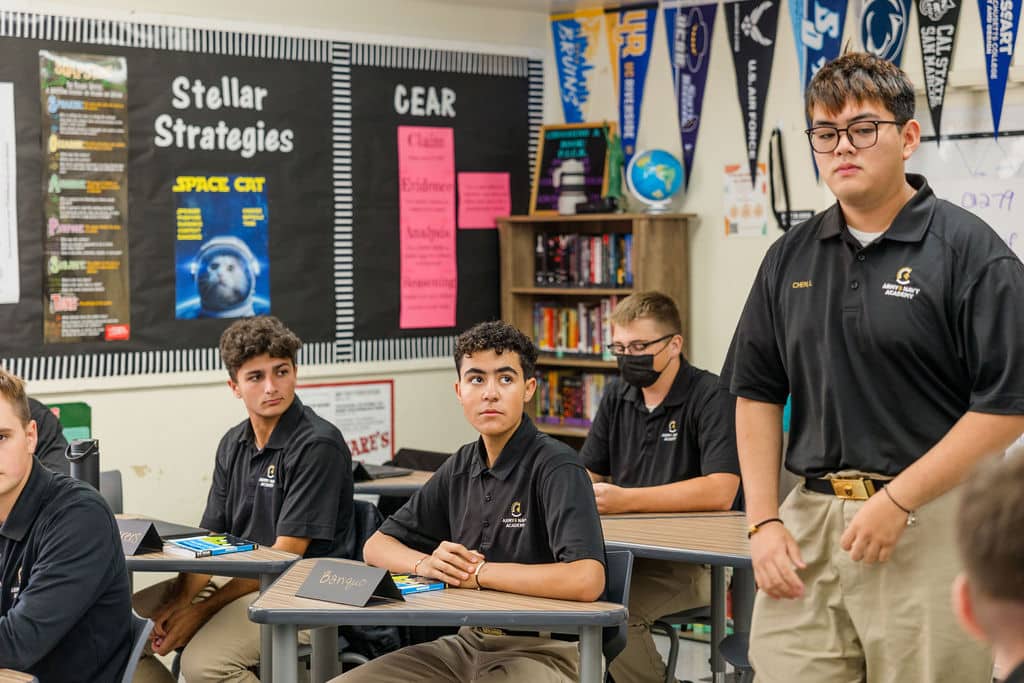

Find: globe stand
<box><xmin>639</xmin><ymin>199</ymin><xmax>671</xmax><ymax>214</ymax></box>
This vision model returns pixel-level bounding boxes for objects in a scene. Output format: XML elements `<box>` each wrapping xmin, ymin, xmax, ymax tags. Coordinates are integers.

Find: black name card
<box><xmin>296</xmin><ymin>559</ymin><xmax>404</xmax><ymax>607</ymax></box>
<box><xmin>117</xmin><ymin>519</ymin><xmax>163</xmax><ymax>555</ymax></box>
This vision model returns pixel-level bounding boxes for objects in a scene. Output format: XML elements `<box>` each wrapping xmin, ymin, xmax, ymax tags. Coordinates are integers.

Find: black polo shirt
<box><xmin>379</xmin><ymin>416</ymin><xmax>605</xmax><ymax>566</ymax></box>
<box><xmin>580</xmin><ymin>358</ymin><xmax>739</xmax><ymax>488</ymax></box>
<box><xmin>722</xmin><ymin>174</ymin><xmax>1024</xmax><ymax>477</ymax></box>
<box><xmin>1004</xmin><ymin>662</ymin><xmax>1024</xmax><ymax>683</ymax></box>
<box><xmin>201</xmin><ymin>396</ymin><xmax>355</xmax><ymax>558</ymax></box>
<box><xmin>28</xmin><ymin>398</ymin><xmax>69</xmax><ymax>475</ymax></box>
<box><xmin>0</xmin><ymin>459</ymin><xmax>130</xmax><ymax>681</ymax></box>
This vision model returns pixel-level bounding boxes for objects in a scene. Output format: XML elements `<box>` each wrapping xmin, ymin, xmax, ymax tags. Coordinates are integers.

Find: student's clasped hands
<box><xmin>149</xmin><ymin>596</ymin><xmax>206</xmax><ymax>655</ymax></box>
<box><xmin>419</xmin><ymin>541</ymin><xmax>485</xmax><ymax>588</ymax></box>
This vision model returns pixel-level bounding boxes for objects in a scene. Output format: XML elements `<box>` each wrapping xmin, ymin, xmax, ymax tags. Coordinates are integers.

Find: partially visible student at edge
<box><xmin>333</xmin><ymin>320</ymin><xmax>607</xmax><ymax>683</ymax></box>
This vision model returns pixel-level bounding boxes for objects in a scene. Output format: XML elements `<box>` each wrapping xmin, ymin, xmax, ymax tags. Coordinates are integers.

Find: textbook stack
<box><xmin>534</xmin><ymin>233</ymin><xmax>633</xmax><ymax>287</ymax></box>
<box><xmin>535</xmin><ymin>371</ymin><xmax>608</xmax><ymax>429</ymax></box>
<box><xmin>533</xmin><ymin>298</ymin><xmax>617</xmax><ymax>358</ymax></box>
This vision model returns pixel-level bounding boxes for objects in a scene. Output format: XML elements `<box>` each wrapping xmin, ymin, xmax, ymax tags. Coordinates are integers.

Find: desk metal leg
<box><xmin>710</xmin><ymin>565</ymin><xmax>727</xmax><ymax>683</ymax></box>
<box><xmin>578</xmin><ymin>625</ymin><xmax>602</xmax><ymax>683</ymax></box>
<box><xmin>310</xmin><ymin>626</ymin><xmax>339</xmax><ymax>681</ymax></box>
<box><xmin>732</xmin><ymin>566</ymin><xmax>755</xmax><ymax>634</ymax></box>
<box><xmin>260</xmin><ymin>574</ymin><xmax>274</xmax><ymax>683</ymax></box>
<box><xmin>272</xmin><ymin>624</ymin><xmax>299</xmax><ymax>683</ymax></box>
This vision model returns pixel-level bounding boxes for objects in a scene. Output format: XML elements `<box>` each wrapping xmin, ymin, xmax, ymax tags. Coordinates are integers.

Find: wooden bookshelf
<box><xmin>498</xmin><ymin>212</ymin><xmax>693</xmax><ymax>440</ymax></box>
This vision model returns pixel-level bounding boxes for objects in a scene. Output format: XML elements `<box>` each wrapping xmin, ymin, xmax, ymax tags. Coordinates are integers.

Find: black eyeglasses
<box><xmin>606</xmin><ymin>333</ymin><xmax>677</xmax><ymax>356</ymax></box>
<box><xmin>804</xmin><ymin>120</ymin><xmax>903</xmax><ymax>154</ymax></box>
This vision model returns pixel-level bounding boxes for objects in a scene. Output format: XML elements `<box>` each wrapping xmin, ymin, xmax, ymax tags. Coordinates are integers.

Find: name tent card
<box><xmin>296</xmin><ymin>559</ymin><xmax>405</xmax><ymax>607</ymax></box>
<box><xmin>117</xmin><ymin>519</ymin><xmax>163</xmax><ymax>555</ymax></box>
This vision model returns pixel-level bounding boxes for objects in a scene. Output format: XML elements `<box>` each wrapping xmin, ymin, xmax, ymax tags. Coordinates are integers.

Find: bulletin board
<box><xmin>0</xmin><ymin>10</ymin><xmax>542</xmax><ymax>380</ymax></box>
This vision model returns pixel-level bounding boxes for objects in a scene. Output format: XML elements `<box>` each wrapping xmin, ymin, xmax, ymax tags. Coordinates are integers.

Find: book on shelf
<box><xmin>533</xmin><ymin>298</ymin><xmax>618</xmax><ymax>358</ymax></box>
<box><xmin>534</xmin><ymin>233</ymin><xmax>633</xmax><ymax>287</ymax></box>
<box><xmin>535</xmin><ymin>370</ymin><xmax>610</xmax><ymax>428</ymax></box>
<box><xmin>390</xmin><ymin>574</ymin><xmax>447</xmax><ymax>595</ymax></box>
<box><xmin>163</xmin><ymin>534</ymin><xmax>258</xmax><ymax>558</ymax></box>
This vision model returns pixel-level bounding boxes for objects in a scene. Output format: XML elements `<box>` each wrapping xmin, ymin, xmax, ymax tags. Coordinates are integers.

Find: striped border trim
<box><xmin>1</xmin><ymin>342</ymin><xmax>334</xmax><ymax>382</ymax></box>
<box><xmin>332</xmin><ymin>42</ymin><xmax>355</xmax><ymax>363</ymax></box>
<box><xmin>0</xmin><ymin>10</ymin><xmax>330</xmax><ymax>61</ymax></box>
<box><xmin>527</xmin><ymin>58</ymin><xmax>543</xmax><ymax>189</ymax></box>
<box><xmin>353</xmin><ymin>337</ymin><xmax>455</xmax><ymax>364</ymax></box>
<box><xmin>352</xmin><ymin>43</ymin><xmax>529</xmax><ymax>77</ymax></box>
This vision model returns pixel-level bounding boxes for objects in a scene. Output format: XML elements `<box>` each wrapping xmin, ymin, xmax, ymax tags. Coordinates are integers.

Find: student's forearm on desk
<box><xmin>363</xmin><ymin>531</ymin><xmax>432</xmax><ymax>574</ymax></box>
<box><xmin>735</xmin><ymin>398</ymin><xmax>784</xmax><ymax>522</ymax></box>
<box><xmin>607</xmin><ymin>474</ymin><xmax>739</xmax><ymax>513</ymax></box>
<box><xmin>475</xmin><ymin>559</ymin><xmax>605</xmax><ymax>602</ymax></box>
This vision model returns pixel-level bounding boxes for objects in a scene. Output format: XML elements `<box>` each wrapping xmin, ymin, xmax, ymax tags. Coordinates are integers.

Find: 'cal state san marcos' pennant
<box><xmin>916</xmin><ymin>0</ymin><xmax>961</xmax><ymax>139</ymax></box>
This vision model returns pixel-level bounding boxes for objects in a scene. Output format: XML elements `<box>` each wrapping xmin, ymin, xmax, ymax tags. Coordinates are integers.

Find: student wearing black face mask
<box><xmin>580</xmin><ymin>291</ymin><xmax>741</xmax><ymax>683</ymax></box>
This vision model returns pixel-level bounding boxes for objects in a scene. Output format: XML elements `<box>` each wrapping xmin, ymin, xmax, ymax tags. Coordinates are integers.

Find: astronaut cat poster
<box><xmin>173</xmin><ymin>174</ymin><xmax>270</xmax><ymax>319</ymax></box>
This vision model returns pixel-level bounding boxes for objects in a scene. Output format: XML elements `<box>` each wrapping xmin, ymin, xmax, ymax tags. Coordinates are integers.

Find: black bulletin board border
<box><xmin>0</xmin><ymin>10</ymin><xmax>543</xmax><ymax>380</ymax></box>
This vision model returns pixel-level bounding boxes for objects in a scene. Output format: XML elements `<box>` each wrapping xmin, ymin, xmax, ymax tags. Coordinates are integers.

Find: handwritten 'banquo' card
<box><xmin>296</xmin><ymin>559</ymin><xmax>404</xmax><ymax>607</ymax></box>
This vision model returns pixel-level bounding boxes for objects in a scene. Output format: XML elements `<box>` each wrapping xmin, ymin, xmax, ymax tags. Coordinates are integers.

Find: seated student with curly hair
<box><xmin>333</xmin><ymin>320</ymin><xmax>606</xmax><ymax>683</ymax></box>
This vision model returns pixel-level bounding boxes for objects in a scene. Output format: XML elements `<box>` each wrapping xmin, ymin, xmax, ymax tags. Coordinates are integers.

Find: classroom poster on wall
<box><xmin>297</xmin><ymin>380</ymin><xmax>395</xmax><ymax>464</ymax></box>
<box><xmin>397</xmin><ymin>125</ymin><xmax>457</xmax><ymax>329</ymax></box>
<box><xmin>457</xmin><ymin>171</ymin><xmax>510</xmax><ymax>229</ymax></box>
<box><xmin>40</xmin><ymin>51</ymin><xmax>131</xmax><ymax>344</ymax></box>
<box><xmin>724</xmin><ymin>162</ymin><xmax>768</xmax><ymax>237</ymax></box>
<box><xmin>0</xmin><ymin>82</ymin><xmax>16</xmax><ymax>305</ymax></box>
<box><xmin>173</xmin><ymin>174</ymin><xmax>270</xmax><ymax>319</ymax></box>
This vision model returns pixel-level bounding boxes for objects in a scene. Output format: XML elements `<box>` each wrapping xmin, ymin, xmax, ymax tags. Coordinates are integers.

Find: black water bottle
<box><xmin>66</xmin><ymin>438</ymin><xmax>100</xmax><ymax>489</ymax></box>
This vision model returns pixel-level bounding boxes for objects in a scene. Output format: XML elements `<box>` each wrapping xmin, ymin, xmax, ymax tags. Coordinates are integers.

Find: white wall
<box><xmin>18</xmin><ymin>0</ymin><xmax>551</xmax><ymax>527</ymax></box>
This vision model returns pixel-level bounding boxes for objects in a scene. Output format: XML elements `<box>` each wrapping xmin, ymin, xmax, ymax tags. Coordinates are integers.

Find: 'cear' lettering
<box><xmin>394</xmin><ymin>84</ymin><xmax>456</xmax><ymax>117</ymax></box>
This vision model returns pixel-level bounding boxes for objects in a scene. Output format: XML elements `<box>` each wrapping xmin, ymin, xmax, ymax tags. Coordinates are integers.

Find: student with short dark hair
<box><xmin>953</xmin><ymin>455</ymin><xmax>1024</xmax><ymax>683</ymax></box>
<box><xmin>580</xmin><ymin>291</ymin><xmax>739</xmax><ymax>683</ymax></box>
<box><xmin>134</xmin><ymin>316</ymin><xmax>355</xmax><ymax>683</ymax></box>
<box><xmin>0</xmin><ymin>368</ymin><xmax>131</xmax><ymax>681</ymax></box>
<box><xmin>722</xmin><ymin>52</ymin><xmax>1024</xmax><ymax>682</ymax></box>
<box><xmin>333</xmin><ymin>320</ymin><xmax>606</xmax><ymax>682</ymax></box>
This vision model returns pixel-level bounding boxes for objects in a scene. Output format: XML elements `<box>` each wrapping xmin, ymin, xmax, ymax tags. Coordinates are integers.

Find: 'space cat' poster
<box><xmin>173</xmin><ymin>174</ymin><xmax>269</xmax><ymax>320</ymax></box>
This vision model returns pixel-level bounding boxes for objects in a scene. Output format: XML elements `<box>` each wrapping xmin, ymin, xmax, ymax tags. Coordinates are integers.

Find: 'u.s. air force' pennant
<box><xmin>916</xmin><ymin>0</ymin><xmax>960</xmax><ymax>139</ymax></box>
<box><xmin>550</xmin><ymin>8</ymin><xmax>603</xmax><ymax>123</ymax></box>
<box><xmin>725</xmin><ymin>0</ymin><xmax>780</xmax><ymax>186</ymax></box>
<box><xmin>860</xmin><ymin>0</ymin><xmax>911</xmax><ymax>64</ymax></box>
<box><xmin>978</xmin><ymin>0</ymin><xmax>1021</xmax><ymax>136</ymax></box>
<box><xmin>663</xmin><ymin>0</ymin><xmax>717</xmax><ymax>190</ymax></box>
<box><xmin>605</xmin><ymin>4</ymin><xmax>658</xmax><ymax>166</ymax></box>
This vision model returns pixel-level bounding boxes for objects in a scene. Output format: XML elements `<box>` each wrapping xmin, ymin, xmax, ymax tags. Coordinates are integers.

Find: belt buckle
<box><xmin>477</xmin><ymin>627</ymin><xmax>505</xmax><ymax>637</ymax></box>
<box><xmin>830</xmin><ymin>478</ymin><xmax>875</xmax><ymax>500</ymax></box>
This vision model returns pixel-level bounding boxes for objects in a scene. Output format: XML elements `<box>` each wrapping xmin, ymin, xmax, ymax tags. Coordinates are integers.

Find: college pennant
<box><xmin>663</xmin><ymin>0</ymin><xmax>717</xmax><ymax>190</ymax></box>
<box><xmin>978</xmin><ymin>0</ymin><xmax>1021</xmax><ymax>136</ymax></box>
<box><xmin>791</xmin><ymin>0</ymin><xmax>807</xmax><ymax>86</ymax></box>
<box><xmin>550</xmin><ymin>8</ymin><xmax>603</xmax><ymax>123</ymax></box>
<box><xmin>916</xmin><ymin>0</ymin><xmax>960</xmax><ymax>139</ymax></box>
<box><xmin>605</xmin><ymin>4</ymin><xmax>658</xmax><ymax>166</ymax></box>
<box><xmin>803</xmin><ymin>0</ymin><xmax>848</xmax><ymax>89</ymax></box>
<box><xmin>860</xmin><ymin>0</ymin><xmax>912</xmax><ymax>64</ymax></box>
<box><xmin>725</xmin><ymin>0</ymin><xmax>781</xmax><ymax>186</ymax></box>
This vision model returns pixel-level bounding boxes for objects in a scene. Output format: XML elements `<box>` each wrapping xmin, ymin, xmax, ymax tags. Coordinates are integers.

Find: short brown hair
<box><xmin>806</xmin><ymin>52</ymin><xmax>915</xmax><ymax>123</ymax></box>
<box><xmin>0</xmin><ymin>368</ymin><xmax>31</xmax><ymax>426</ymax></box>
<box><xmin>610</xmin><ymin>291</ymin><xmax>682</xmax><ymax>334</ymax></box>
<box><xmin>956</xmin><ymin>455</ymin><xmax>1024</xmax><ymax>603</ymax></box>
<box><xmin>219</xmin><ymin>316</ymin><xmax>302</xmax><ymax>381</ymax></box>
<box><xmin>454</xmin><ymin>320</ymin><xmax>537</xmax><ymax>379</ymax></box>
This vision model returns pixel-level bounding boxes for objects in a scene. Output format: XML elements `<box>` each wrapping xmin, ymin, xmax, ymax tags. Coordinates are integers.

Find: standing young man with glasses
<box><xmin>722</xmin><ymin>52</ymin><xmax>1024</xmax><ymax>682</ymax></box>
<box><xmin>580</xmin><ymin>291</ymin><xmax>740</xmax><ymax>683</ymax></box>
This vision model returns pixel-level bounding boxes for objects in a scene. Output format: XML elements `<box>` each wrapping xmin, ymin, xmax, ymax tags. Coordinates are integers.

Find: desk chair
<box><xmin>719</xmin><ymin>632</ymin><xmax>753</xmax><ymax>683</ymax></box>
<box><xmin>122</xmin><ymin>610</ymin><xmax>154</xmax><ymax>683</ymax></box>
<box><xmin>100</xmin><ymin>470</ymin><xmax>123</xmax><ymax>514</ymax></box>
<box><xmin>651</xmin><ymin>606</ymin><xmax>712</xmax><ymax>683</ymax></box>
<box><xmin>603</xmin><ymin>549</ymin><xmax>634</xmax><ymax>682</ymax></box>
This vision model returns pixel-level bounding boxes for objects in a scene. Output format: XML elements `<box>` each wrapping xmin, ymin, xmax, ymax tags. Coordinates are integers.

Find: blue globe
<box><xmin>626</xmin><ymin>149</ymin><xmax>684</xmax><ymax>210</ymax></box>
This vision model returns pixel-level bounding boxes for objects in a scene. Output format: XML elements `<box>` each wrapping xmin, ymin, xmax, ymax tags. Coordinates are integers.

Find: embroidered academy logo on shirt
<box><xmin>502</xmin><ymin>501</ymin><xmax>526</xmax><ymax>529</ymax></box>
<box><xmin>661</xmin><ymin>419</ymin><xmax>679</xmax><ymax>442</ymax></box>
<box><xmin>258</xmin><ymin>464</ymin><xmax>276</xmax><ymax>488</ymax></box>
<box><xmin>882</xmin><ymin>266</ymin><xmax>920</xmax><ymax>300</ymax></box>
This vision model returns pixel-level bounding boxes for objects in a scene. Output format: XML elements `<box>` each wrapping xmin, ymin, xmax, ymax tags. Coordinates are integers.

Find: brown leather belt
<box><xmin>804</xmin><ymin>477</ymin><xmax>888</xmax><ymax>500</ymax></box>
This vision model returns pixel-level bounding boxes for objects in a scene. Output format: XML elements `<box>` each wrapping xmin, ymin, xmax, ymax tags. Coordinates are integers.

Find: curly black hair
<box><xmin>454</xmin><ymin>320</ymin><xmax>537</xmax><ymax>379</ymax></box>
<box><xmin>219</xmin><ymin>316</ymin><xmax>302</xmax><ymax>381</ymax></box>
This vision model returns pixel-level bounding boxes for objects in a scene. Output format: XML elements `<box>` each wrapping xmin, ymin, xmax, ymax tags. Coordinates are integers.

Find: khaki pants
<box><xmin>132</xmin><ymin>577</ymin><xmax>310</xmax><ymax>683</ymax></box>
<box><xmin>330</xmin><ymin>626</ymin><xmax>579</xmax><ymax>682</ymax></box>
<box><xmin>608</xmin><ymin>559</ymin><xmax>711</xmax><ymax>683</ymax></box>
<box><xmin>749</xmin><ymin>482</ymin><xmax>993</xmax><ymax>683</ymax></box>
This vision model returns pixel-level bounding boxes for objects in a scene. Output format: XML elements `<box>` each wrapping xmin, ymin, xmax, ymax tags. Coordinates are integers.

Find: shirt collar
<box><xmin>237</xmin><ymin>395</ymin><xmax>305</xmax><ymax>452</ymax></box>
<box><xmin>622</xmin><ymin>355</ymin><xmax>693</xmax><ymax>410</ymax></box>
<box><xmin>817</xmin><ymin>174</ymin><xmax>934</xmax><ymax>244</ymax></box>
<box><xmin>1</xmin><ymin>459</ymin><xmax>53</xmax><ymax>542</ymax></box>
<box><xmin>469</xmin><ymin>415</ymin><xmax>538</xmax><ymax>481</ymax></box>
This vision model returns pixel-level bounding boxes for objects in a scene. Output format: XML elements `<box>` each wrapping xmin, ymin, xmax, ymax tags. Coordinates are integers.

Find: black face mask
<box><xmin>617</xmin><ymin>353</ymin><xmax>662</xmax><ymax>388</ymax></box>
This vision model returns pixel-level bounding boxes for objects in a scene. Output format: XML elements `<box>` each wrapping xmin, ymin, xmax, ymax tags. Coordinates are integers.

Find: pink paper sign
<box><xmin>398</xmin><ymin>126</ymin><xmax>457</xmax><ymax>329</ymax></box>
<box><xmin>457</xmin><ymin>172</ymin><xmax>511</xmax><ymax>229</ymax></box>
